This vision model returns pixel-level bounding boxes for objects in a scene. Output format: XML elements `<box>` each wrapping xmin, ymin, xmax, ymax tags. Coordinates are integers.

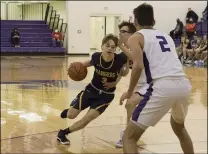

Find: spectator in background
<box><xmin>194</xmin><ymin>35</ymin><xmax>208</xmax><ymax>66</ymax></box>
<box><xmin>52</xmin><ymin>29</ymin><xmax>62</xmax><ymax>47</ymax></box>
<box><xmin>184</xmin><ymin>36</ymin><xmax>202</xmax><ymax>64</ymax></box>
<box><xmin>176</xmin><ymin>36</ymin><xmax>186</xmax><ymax>58</ymax></box>
<box><xmin>190</xmin><ymin>37</ymin><xmax>201</xmax><ymax>58</ymax></box>
<box><xmin>170</xmin><ymin>18</ymin><xmax>183</xmax><ymax>39</ymax></box>
<box><xmin>186</xmin><ymin>18</ymin><xmax>196</xmax><ymax>38</ymax></box>
<box><xmin>201</xmin><ymin>53</ymin><xmax>207</xmax><ymax>65</ymax></box>
<box><xmin>11</xmin><ymin>28</ymin><xmax>20</xmax><ymax>47</ymax></box>
<box><xmin>186</xmin><ymin>37</ymin><xmax>207</xmax><ymax>64</ymax></box>
<box><xmin>178</xmin><ymin>36</ymin><xmax>191</xmax><ymax>64</ymax></box>
<box><xmin>186</xmin><ymin>8</ymin><xmax>199</xmax><ymax>23</ymax></box>
<box><xmin>194</xmin><ymin>36</ymin><xmax>206</xmax><ymax>59</ymax></box>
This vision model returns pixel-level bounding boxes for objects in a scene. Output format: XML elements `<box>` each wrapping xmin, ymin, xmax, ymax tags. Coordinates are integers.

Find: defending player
<box><xmin>120</xmin><ymin>3</ymin><xmax>194</xmax><ymax>154</ymax></box>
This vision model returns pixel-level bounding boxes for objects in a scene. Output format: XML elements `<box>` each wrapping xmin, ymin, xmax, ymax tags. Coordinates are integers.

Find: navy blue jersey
<box><xmin>90</xmin><ymin>52</ymin><xmax>127</xmax><ymax>92</ymax></box>
<box><xmin>119</xmin><ymin>52</ymin><xmax>133</xmax><ymax>69</ymax></box>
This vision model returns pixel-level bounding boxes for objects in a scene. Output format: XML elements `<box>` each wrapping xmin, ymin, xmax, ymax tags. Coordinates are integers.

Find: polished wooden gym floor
<box><xmin>1</xmin><ymin>56</ymin><xmax>207</xmax><ymax>153</ymax></box>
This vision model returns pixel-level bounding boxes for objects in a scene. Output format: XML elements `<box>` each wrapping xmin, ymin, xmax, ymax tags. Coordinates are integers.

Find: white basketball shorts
<box><xmin>131</xmin><ymin>77</ymin><xmax>192</xmax><ymax>129</ymax></box>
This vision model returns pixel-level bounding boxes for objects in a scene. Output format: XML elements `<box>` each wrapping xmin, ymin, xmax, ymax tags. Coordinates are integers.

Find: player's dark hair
<box><xmin>102</xmin><ymin>34</ymin><xmax>118</xmax><ymax>47</ymax></box>
<box><xmin>118</xmin><ymin>21</ymin><xmax>136</xmax><ymax>33</ymax></box>
<box><xmin>133</xmin><ymin>3</ymin><xmax>154</xmax><ymax>26</ymax></box>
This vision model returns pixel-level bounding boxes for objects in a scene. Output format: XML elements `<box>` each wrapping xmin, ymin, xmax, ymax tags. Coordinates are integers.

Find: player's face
<box><xmin>101</xmin><ymin>40</ymin><xmax>116</xmax><ymax>55</ymax></box>
<box><xmin>119</xmin><ymin>26</ymin><xmax>132</xmax><ymax>44</ymax></box>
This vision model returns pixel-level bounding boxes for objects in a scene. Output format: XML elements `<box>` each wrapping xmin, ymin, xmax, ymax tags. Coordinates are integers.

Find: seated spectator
<box><xmin>186</xmin><ymin>18</ymin><xmax>196</xmax><ymax>38</ymax></box>
<box><xmin>51</xmin><ymin>29</ymin><xmax>62</xmax><ymax>47</ymax></box>
<box><xmin>185</xmin><ymin>37</ymin><xmax>201</xmax><ymax>63</ymax></box>
<box><xmin>186</xmin><ymin>8</ymin><xmax>199</xmax><ymax>23</ymax></box>
<box><xmin>194</xmin><ymin>36</ymin><xmax>207</xmax><ymax>58</ymax></box>
<box><xmin>178</xmin><ymin>36</ymin><xmax>191</xmax><ymax>63</ymax></box>
<box><xmin>200</xmin><ymin>50</ymin><xmax>208</xmax><ymax>65</ymax></box>
<box><xmin>176</xmin><ymin>36</ymin><xmax>184</xmax><ymax>57</ymax></box>
<box><xmin>194</xmin><ymin>51</ymin><xmax>208</xmax><ymax>67</ymax></box>
<box><xmin>194</xmin><ymin>35</ymin><xmax>208</xmax><ymax>66</ymax></box>
<box><xmin>11</xmin><ymin>28</ymin><xmax>20</xmax><ymax>47</ymax></box>
<box><xmin>170</xmin><ymin>18</ymin><xmax>183</xmax><ymax>39</ymax></box>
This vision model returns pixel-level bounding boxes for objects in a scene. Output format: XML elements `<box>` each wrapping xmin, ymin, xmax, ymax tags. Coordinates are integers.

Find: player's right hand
<box><xmin>102</xmin><ymin>77</ymin><xmax>116</xmax><ymax>89</ymax></box>
<box><xmin>119</xmin><ymin>91</ymin><xmax>132</xmax><ymax>105</ymax></box>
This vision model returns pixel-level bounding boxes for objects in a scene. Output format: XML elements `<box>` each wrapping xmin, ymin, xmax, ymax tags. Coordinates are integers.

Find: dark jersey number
<box><xmin>156</xmin><ymin>36</ymin><xmax>171</xmax><ymax>52</ymax></box>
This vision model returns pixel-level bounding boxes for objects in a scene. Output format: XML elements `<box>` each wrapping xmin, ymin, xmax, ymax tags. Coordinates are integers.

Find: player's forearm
<box><xmin>83</xmin><ymin>60</ymin><xmax>92</xmax><ymax>67</ymax></box>
<box><xmin>103</xmin><ymin>75</ymin><xmax>122</xmax><ymax>89</ymax></box>
<box><xmin>128</xmin><ymin>62</ymin><xmax>142</xmax><ymax>93</ymax></box>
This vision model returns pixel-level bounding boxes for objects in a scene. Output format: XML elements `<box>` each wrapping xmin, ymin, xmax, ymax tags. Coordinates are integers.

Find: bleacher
<box><xmin>0</xmin><ymin>20</ymin><xmax>65</xmax><ymax>54</ymax></box>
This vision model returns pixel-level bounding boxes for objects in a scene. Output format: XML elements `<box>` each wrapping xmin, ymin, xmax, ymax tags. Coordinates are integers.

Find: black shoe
<box><xmin>57</xmin><ymin>130</ymin><xmax>70</xmax><ymax>145</ymax></box>
<box><xmin>60</xmin><ymin>109</ymin><xmax>69</xmax><ymax>118</ymax></box>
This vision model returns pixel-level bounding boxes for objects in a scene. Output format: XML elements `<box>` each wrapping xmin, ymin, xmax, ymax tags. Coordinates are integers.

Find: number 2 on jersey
<box><xmin>156</xmin><ymin>36</ymin><xmax>171</xmax><ymax>52</ymax></box>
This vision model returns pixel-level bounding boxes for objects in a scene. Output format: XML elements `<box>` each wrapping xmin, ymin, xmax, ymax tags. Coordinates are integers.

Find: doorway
<box><xmin>90</xmin><ymin>16</ymin><xmax>121</xmax><ymax>51</ymax></box>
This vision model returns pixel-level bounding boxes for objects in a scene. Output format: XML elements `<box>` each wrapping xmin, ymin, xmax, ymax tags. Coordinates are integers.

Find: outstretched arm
<box><xmin>127</xmin><ymin>33</ymin><xmax>144</xmax><ymax>93</ymax></box>
<box><xmin>119</xmin><ymin>33</ymin><xmax>144</xmax><ymax>104</ymax></box>
<box><xmin>83</xmin><ymin>60</ymin><xmax>93</xmax><ymax>67</ymax></box>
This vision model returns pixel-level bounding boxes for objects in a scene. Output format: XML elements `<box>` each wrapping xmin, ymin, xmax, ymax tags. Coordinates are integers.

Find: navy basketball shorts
<box><xmin>70</xmin><ymin>85</ymin><xmax>114</xmax><ymax>114</ymax></box>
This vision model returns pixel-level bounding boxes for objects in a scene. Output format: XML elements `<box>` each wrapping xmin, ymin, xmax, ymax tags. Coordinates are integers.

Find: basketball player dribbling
<box><xmin>57</xmin><ymin>34</ymin><xmax>130</xmax><ymax>145</ymax></box>
<box><xmin>115</xmin><ymin>21</ymin><xmax>146</xmax><ymax>148</ymax></box>
<box><xmin>120</xmin><ymin>3</ymin><xmax>194</xmax><ymax>154</ymax></box>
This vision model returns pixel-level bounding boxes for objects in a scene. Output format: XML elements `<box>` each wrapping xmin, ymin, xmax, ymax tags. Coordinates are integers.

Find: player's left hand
<box><xmin>119</xmin><ymin>91</ymin><xmax>133</xmax><ymax>105</ymax></box>
<box><xmin>102</xmin><ymin>78</ymin><xmax>116</xmax><ymax>89</ymax></box>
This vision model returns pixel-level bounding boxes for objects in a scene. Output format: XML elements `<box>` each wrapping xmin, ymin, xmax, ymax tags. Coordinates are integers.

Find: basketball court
<box><xmin>1</xmin><ymin>56</ymin><xmax>207</xmax><ymax>153</ymax></box>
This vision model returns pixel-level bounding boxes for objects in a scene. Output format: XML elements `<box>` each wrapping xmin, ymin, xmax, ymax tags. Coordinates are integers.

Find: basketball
<box><xmin>67</xmin><ymin>62</ymin><xmax>87</xmax><ymax>81</ymax></box>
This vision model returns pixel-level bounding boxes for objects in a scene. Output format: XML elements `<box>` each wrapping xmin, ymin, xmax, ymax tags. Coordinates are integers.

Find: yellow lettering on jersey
<box><xmin>95</xmin><ymin>68</ymin><xmax>116</xmax><ymax>78</ymax></box>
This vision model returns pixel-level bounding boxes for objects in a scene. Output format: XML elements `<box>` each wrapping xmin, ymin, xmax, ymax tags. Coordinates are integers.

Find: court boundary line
<box><xmin>1</xmin><ymin>130</ymin><xmax>57</xmax><ymax>141</ymax></box>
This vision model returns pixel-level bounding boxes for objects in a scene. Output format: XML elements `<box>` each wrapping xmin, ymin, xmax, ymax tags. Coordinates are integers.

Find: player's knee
<box><xmin>122</xmin><ymin>127</ymin><xmax>136</xmax><ymax>142</ymax></box>
<box><xmin>67</xmin><ymin>107</ymin><xmax>80</xmax><ymax>119</ymax></box>
<box><xmin>67</xmin><ymin>113</ymin><xmax>77</xmax><ymax>119</ymax></box>
<box><xmin>125</xmin><ymin>95</ymin><xmax>141</xmax><ymax>111</ymax></box>
<box><xmin>125</xmin><ymin>101</ymin><xmax>136</xmax><ymax>110</ymax></box>
<box><xmin>67</xmin><ymin>111</ymin><xmax>79</xmax><ymax>119</ymax></box>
